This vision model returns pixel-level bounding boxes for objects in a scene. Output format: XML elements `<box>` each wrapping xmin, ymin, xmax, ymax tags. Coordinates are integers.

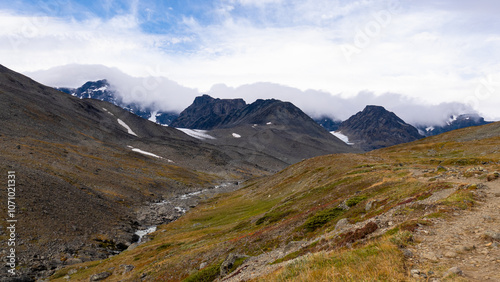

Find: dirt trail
<box><xmin>408</xmin><ymin>178</ymin><xmax>500</xmax><ymax>281</ymax></box>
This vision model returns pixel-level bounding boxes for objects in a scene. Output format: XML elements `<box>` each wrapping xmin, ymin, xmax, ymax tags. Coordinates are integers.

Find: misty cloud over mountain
<box><xmin>28</xmin><ymin>64</ymin><xmax>482</xmax><ymax>126</ymax></box>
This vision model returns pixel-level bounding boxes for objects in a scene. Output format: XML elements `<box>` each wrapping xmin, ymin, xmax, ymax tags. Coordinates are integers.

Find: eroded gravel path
<box><xmin>408</xmin><ymin>178</ymin><xmax>500</xmax><ymax>281</ymax></box>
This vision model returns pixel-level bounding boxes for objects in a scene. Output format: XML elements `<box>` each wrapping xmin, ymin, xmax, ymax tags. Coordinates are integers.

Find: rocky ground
<box><xmin>407</xmin><ymin>177</ymin><xmax>500</xmax><ymax>281</ymax></box>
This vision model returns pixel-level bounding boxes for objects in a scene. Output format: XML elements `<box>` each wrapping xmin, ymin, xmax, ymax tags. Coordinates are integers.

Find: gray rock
<box><xmin>484</xmin><ymin>230</ymin><xmax>500</xmax><ymax>241</ymax></box>
<box><xmin>365</xmin><ymin>200</ymin><xmax>377</xmax><ymax>211</ymax></box>
<box><xmin>65</xmin><ymin>258</ymin><xmax>83</xmax><ymax>265</ymax></box>
<box><xmin>444</xmin><ymin>251</ymin><xmax>457</xmax><ymax>258</ymax></box>
<box><xmin>220</xmin><ymin>253</ymin><xmax>248</xmax><ymax>277</ymax></box>
<box><xmin>447</xmin><ymin>266</ymin><xmax>463</xmax><ymax>276</ymax></box>
<box><xmin>199</xmin><ymin>262</ymin><xmax>207</xmax><ymax>269</ymax></box>
<box><xmin>402</xmin><ymin>248</ymin><xmax>413</xmax><ymax>258</ymax></box>
<box><xmin>335</xmin><ymin>218</ymin><xmax>351</xmax><ymax>231</ymax></box>
<box><xmin>120</xmin><ymin>264</ymin><xmax>135</xmax><ymax>274</ymax></box>
<box><xmin>410</xmin><ymin>269</ymin><xmax>420</xmax><ymax>275</ymax></box>
<box><xmin>90</xmin><ymin>271</ymin><xmax>112</xmax><ymax>281</ymax></box>
<box><xmin>422</xmin><ymin>251</ymin><xmax>438</xmax><ymax>261</ymax></box>
<box><xmin>456</xmin><ymin>245</ymin><xmax>475</xmax><ymax>252</ymax></box>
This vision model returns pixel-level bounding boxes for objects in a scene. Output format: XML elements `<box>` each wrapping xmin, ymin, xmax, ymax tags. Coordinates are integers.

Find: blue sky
<box><xmin>1</xmin><ymin>0</ymin><xmax>499</xmax><ymax>122</ymax></box>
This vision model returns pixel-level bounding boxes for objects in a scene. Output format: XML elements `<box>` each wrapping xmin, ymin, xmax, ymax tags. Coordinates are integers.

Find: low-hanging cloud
<box><xmin>27</xmin><ymin>64</ymin><xmax>486</xmax><ymax>126</ymax></box>
<box><xmin>27</xmin><ymin>64</ymin><xmax>199</xmax><ymax>112</ymax></box>
<box><xmin>208</xmin><ymin>82</ymin><xmax>477</xmax><ymax>126</ymax></box>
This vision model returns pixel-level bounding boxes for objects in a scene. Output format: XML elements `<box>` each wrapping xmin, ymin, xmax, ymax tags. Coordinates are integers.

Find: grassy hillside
<box><xmin>51</xmin><ymin>122</ymin><xmax>500</xmax><ymax>281</ymax></box>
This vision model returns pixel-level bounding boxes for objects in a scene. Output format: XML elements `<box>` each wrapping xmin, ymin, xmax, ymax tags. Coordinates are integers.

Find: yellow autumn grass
<box><xmin>259</xmin><ymin>238</ymin><xmax>407</xmax><ymax>282</ymax></box>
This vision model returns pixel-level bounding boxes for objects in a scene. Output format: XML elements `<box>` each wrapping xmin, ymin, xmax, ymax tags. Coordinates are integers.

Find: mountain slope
<box><xmin>0</xmin><ymin>65</ymin><xmax>276</xmax><ymax>279</ymax></box>
<box><xmin>338</xmin><ymin>105</ymin><xmax>423</xmax><ymax>151</ymax></box>
<box><xmin>55</xmin><ymin>118</ymin><xmax>500</xmax><ymax>281</ymax></box>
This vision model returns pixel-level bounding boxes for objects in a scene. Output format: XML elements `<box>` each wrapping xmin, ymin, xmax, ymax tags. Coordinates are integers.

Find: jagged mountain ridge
<box><xmin>169</xmin><ymin>94</ymin><xmax>246</xmax><ymax>129</ymax></box>
<box><xmin>337</xmin><ymin>105</ymin><xmax>423</xmax><ymax>151</ymax></box>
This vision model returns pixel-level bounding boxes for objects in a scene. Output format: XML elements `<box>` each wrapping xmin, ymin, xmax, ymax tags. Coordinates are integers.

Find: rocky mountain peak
<box><xmin>338</xmin><ymin>105</ymin><xmax>423</xmax><ymax>151</ymax></box>
<box><xmin>170</xmin><ymin>95</ymin><xmax>247</xmax><ymax>129</ymax></box>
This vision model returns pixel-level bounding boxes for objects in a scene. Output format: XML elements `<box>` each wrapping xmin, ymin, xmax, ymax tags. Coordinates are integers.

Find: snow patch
<box><xmin>118</xmin><ymin>119</ymin><xmax>138</xmax><ymax>136</ymax></box>
<box><xmin>232</xmin><ymin>133</ymin><xmax>241</xmax><ymax>138</ymax></box>
<box><xmin>102</xmin><ymin>107</ymin><xmax>113</xmax><ymax>115</ymax></box>
<box><xmin>94</xmin><ymin>86</ymin><xmax>107</xmax><ymax>92</ymax></box>
<box><xmin>127</xmin><ymin>146</ymin><xmax>172</xmax><ymax>162</ymax></box>
<box><xmin>447</xmin><ymin>115</ymin><xmax>458</xmax><ymax>125</ymax></box>
<box><xmin>148</xmin><ymin>111</ymin><xmax>158</xmax><ymax>123</ymax></box>
<box><xmin>331</xmin><ymin>131</ymin><xmax>354</xmax><ymax>145</ymax></box>
<box><xmin>177</xmin><ymin>128</ymin><xmax>215</xmax><ymax>140</ymax></box>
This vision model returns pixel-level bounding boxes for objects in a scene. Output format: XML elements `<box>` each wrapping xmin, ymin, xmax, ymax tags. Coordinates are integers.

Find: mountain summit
<box><xmin>170</xmin><ymin>94</ymin><xmax>246</xmax><ymax>129</ymax></box>
<box><xmin>338</xmin><ymin>105</ymin><xmax>423</xmax><ymax>151</ymax></box>
<box><xmin>171</xmin><ymin>95</ymin><xmax>360</xmax><ymax>164</ymax></box>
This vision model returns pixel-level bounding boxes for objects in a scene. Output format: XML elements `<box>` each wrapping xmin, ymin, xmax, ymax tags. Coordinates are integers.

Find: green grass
<box><xmin>183</xmin><ymin>261</ymin><xmax>223</xmax><ymax>282</ymax></box>
<box><xmin>346</xmin><ymin>195</ymin><xmax>368</xmax><ymax>207</ymax></box>
<box><xmin>303</xmin><ymin>207</ymin><xmax>344</xmax><ymax>232</ymax></box>
<box><xmin>256</xmin><ymin>210</ymin><xmax>294</xmax><ymax>225</ymax></box>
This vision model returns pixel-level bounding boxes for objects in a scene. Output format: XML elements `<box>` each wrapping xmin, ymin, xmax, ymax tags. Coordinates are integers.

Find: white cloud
<box><xmin>1</xmin><ymin>0</ymin><xmax>499</xmax><ymax>121</ymax></box>
<box><xmin>27</xmin><ymin>64</ymin><xmax>199</xmax><ymax>112</ymax></box>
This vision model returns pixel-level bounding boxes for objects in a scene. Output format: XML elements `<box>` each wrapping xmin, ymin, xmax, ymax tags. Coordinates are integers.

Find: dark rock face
<box><xmin>417</xmin><ymin>114</ymin><xmax>491</xmax><ymax>137</ymax></box>
<box><xmin>338</xmin><ymin>105</ymin><xmax>423</xmax><ymax>151</ymax></box>
<box><xmin>314</xmin><ymin>116</ymin><xmax>342</xmax><ymax>132</ymax></box>
<box><xmin>221</xmin><ymin>99</ymin><xmax>337</xmax><ymax>138</ymax></box>
<box><xmin>171</xmin><ymin>96</ymin><xmax>339</xmax><ymax>138</ymax></box>
<box><xmin>57</xmin><ymin>80</ymin><xmax>179</xmax><ymax>125</ymax></box>
<box><xmin>170</xmin><ymin>95</ymin><xmax>247</xmax><ymax>129</ymax></box>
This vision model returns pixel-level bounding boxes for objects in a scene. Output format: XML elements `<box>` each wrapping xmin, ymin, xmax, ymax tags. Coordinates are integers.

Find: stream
<box><xmin>133</xmin><ymin>181</ymin><xmax>240</xmax><ymax>243</ymax></box>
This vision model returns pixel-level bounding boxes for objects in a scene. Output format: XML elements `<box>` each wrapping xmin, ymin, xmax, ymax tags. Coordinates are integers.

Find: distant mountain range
<box><xmin>415</xmin><ymin>114</ymin><xmax>491</xmax><ymax>136</ymax></box>
<box><xmin>58</xmin><ymin>79</ymin><xmax>492</xmax><ymax>152</ymax></box>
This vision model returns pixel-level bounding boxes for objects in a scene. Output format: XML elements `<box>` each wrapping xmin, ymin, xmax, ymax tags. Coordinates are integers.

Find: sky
<box><xmin>1</xmin><ymin>0</ymin><xmax>499</xmax><ymax>124</ymax></box>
